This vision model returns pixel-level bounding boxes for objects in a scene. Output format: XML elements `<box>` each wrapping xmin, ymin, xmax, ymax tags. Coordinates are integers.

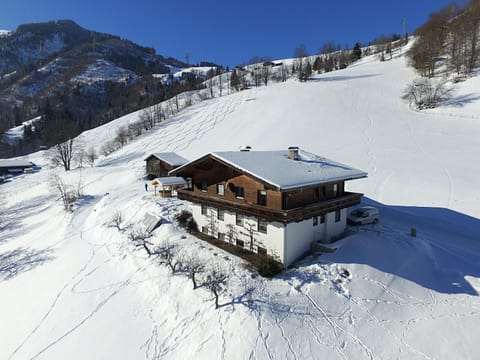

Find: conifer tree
<box><xmin>351</xmin><ymin>42</ymin><xmax>362</xmax><ymax>61</ymax></box>
<box><xmin>230</xmin><ymin>69</ymin><xmax>240</xmax><ymax>91</ymax></box>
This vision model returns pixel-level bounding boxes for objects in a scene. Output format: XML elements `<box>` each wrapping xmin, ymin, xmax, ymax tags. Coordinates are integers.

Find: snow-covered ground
<box><xmin>2</xmin><ymin>117</ymin><xmax>41</xmax><ymax>145</ymax></box>
<box><xmin>72</xmin><ymin>59</ymin><xmax>138</xmax><ymax>85</ymax></box>
<box><xmin>1</xmin><ymin>46</ymin><xmax>480</xmax><ymax>359</ymax></box>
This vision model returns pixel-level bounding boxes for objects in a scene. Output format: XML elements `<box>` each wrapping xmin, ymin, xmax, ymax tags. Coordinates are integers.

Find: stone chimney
<box><xmin>288</xmin><ymin>146</ymin><xmax>299</xmax><ymax>160</ymax></box>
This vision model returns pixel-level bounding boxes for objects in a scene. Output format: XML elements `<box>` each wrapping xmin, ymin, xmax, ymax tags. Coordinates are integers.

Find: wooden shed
<box><xmin>144</xmin><ymin>152</ymin><xmax>188</xmax><ymax>179</ymax></box>
<box><xmin>0</xmin><ymin>160</ymin><xmax>36</xmax><ymax>175</ymax></box>
<box><xmin>151</xmin><ymin>177</ymin><xmax>188</xmax><ymax>197</ymax></box>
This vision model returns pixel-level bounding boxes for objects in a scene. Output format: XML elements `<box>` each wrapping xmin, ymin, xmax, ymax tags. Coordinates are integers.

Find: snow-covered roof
<box><xmin>173</xmin><ymin>149</ymin><xmax>367</xmax><ymax>190</ymax></box>
<box><xmin>144</xmin><ymin>152</ymin><xmax>188</xmax><ymax>167</ymax></box>
<box><xmin>151</xmin><ymin>177</ymin><xmax>188</xmax><ymax>186</ymax></box>
<box><xmin>0</xmin><ymin>160</ymin><xmax>35</xmax><ymax>168</ymax></box>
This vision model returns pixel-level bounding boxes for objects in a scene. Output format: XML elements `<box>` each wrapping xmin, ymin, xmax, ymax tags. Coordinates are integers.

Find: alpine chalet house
<box><xmin>144</xmin><ymin>152</ymin><xmax>188</xmax><ymax>179</ymax></box>
<box><xmin>170</xmin><ymin>147</ymin><xmax>367</xmax><ymax>267</ymax></box>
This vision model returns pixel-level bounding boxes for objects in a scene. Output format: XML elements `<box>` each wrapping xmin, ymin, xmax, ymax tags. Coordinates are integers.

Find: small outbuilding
<box><xmin>144</xmin><ymin>152</ymin><xmax>188</xmax><ymax>179</ymax></box>
<box><xmin>151</xmin><ymin>177</ymin><xmax>188</xmax><ymax>197</ymax></box>
<box><xmin>0</xmin><ymin>160</ymin><xmax>36</xmax><ymax>175</ymax></box>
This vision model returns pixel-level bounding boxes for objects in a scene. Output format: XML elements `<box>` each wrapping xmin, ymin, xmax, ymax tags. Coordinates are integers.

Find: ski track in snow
<box><xmin>3</xmin><ymin>49</ymin><xmax>480</xmax><ymax>360</ymax></box>
<box><xmin>7</xmin><ymin>243</ymin><xmax>97</xmax><ymax>360</ymax></box>
<box><xmin>301</xmin><ymin>289</ymin><xmax>375</xmax><ymax>360</ymax></box>
<box><xmin>7</xmin><ymin>203</ymin><xmax>100</xmax><ymax>360</ymax></box>
<box><xmin>133</xmin><ymin>90</ymin><xmax>250</xmax><ymax>155</ymax></box>
<box><xmin>272</xmin><ymin>309</ymin><xmax>300</xmax><ymax>360</ymax></box>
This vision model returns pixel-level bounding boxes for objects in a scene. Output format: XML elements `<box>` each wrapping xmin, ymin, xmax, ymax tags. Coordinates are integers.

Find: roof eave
<box><xmin>279</xmin><ymin>173</ymin><xmax>368</xmax><ymax>191</ymax></box>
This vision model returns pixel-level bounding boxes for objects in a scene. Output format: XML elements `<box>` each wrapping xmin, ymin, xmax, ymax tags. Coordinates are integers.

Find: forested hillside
<box><xmin>0</xmin><ymin>20</ymin><xmax>222</xmax><ymax>157</ymax></box>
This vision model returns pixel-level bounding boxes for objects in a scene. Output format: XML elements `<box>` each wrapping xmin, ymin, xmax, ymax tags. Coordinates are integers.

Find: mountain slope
<box><xmin>1</xmin><ymin>46</ymin><xmax>479</xmax><ymax>359</ymax></box>
<box><xmin>0</xmin><ymin>20</ymin><xmax>194</xmax><ymax>156</ymax></box>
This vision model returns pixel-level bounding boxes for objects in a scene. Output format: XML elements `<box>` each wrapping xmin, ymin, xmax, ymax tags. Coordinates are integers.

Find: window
<box><xmin>333</xmin><ymin>183</ymin><xmax>338</xmax><ymax>197</ymax></box>
<box><xmin>257</xmin><ymin>246</ymin><xmax>267</xmax><ymax>256</ymax></box>
<box><xmin>313</xmin><ymin>216</ymin><xmax>318</xmax><ymax>226</ymax></box>
<box><xmin>258</xmin><ymin>218</ymin><xmax>268</xmax><ymax>233</ymax></box>
<box><xmin>320</xmin><ymin>214</ymin><xmax>325</xmax><ymax>224</ymax></box>
<box><xmin>236</xmin><ymin>213</ymin><xmax>244</xmax><ymax>226</ymax></box>
<box><xmin>235</xmin><ymin>186</ymin><xmax>245</xmax><ymax>198</ymax></box>
<box><xmin>201</xmin><ymin>204</ymin><xmax>207</xmax><ymax>215</ymax></box>
<box><xmin>257</xmin><ymin>190</ymin><xmax>267</xmax><ymax>206</ymax></box>
<box><xmin>217</xmin><ymin>208</ymin><xmax>224</xmax><ymax>221</ymax></box>
<box><xmin>200</xmin><ymin>181</ymin><xmax>208</xmax><ymax>192</ymax></box>
<box><xmin>335</xmin><ymin>209</ymin><xmax>341</xmax><ymax>222</ymax></box>
<box><xmin>236</xmin><ymin>239</ymin><xmax>245</xmax><ymax>247</ymax></box>
<box><xmin>314</xmin><ymin>187</ymin><xmax>320</xmax><ymax>200</ymax></box>
<box><xmin>218</xmin><ymin>233</ymin><xmax>225</xmax><ymax>241</ymax></box>
<box><xmin>202</xmin><ymin>226</ymin><xmax>208</xmax><ymax>234</ymax></box>
<box><xmin>217</xmin><ymin>183</ymin><xmax>225</xmax><ymax>196</ymax></box>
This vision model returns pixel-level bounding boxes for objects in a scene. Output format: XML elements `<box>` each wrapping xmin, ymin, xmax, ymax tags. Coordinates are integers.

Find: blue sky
<box><xmin>1</xmin><ymin>0</ymin><xmax>459</xmax><ymax>67</ymax></box>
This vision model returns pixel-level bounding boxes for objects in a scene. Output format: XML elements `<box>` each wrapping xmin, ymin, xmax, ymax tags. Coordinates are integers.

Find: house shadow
<box><xmin>0</xmin><ymin>247</ymin><xmax>55</xmax><ymax>281</ymax></box>
<box><xmin>327</xmin><ymin>197</ymin><xmax>480</xmax><ymax>296</ymax></box>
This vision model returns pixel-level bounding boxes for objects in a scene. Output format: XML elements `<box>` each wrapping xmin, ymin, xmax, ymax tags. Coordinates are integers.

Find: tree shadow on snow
<box><xmin>309</xmin><ymin>73</ymin><xmax>380</xmax><ymax>82</ymax></box>
<box><xmin>0</xmin><ymin>194</ymin><xmax>54</xmax><ymax>245</ymax></box>
<box><xmin>443</xmin><ymin>93</ymin><xmax>480</xmax><ymax>107</ymax></box>
<box><xmin>0</xmin><ymin>247</ymin><xmax>55</xmax><ymax>281</ymax></box>
<box><xmin>332</xmin><ymin>197</ymin><xmax>480</xmax><ymax>296</ymax></box>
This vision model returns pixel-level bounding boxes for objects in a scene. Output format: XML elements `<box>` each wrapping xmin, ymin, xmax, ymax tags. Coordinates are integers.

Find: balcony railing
<box><xmin>177</xmin><ymin>190</ymin><xmax>362</xmax><ymax>223</ymax></box>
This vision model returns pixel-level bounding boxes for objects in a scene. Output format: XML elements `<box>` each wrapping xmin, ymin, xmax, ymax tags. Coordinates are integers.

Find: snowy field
<box><xmin>1</xmin><ymin>46</ymin><xmax>480</xmax><ymax>359</ymax></box>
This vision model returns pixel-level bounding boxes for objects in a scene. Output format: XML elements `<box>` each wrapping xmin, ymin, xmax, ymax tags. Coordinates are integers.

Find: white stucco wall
<box><xmin>191</xmin><ymin>203</ymin><xmax>286</xmax><ymax>261</ymax></box>
<box><xmin>190</xmin><ymin>203</ymin><xmax>347</xmax><ymax>268</ymax></box>
<box><xmin>283</xmin><ymin>209</ymin><xmax>347</xmax><ymax>266</ymax></box>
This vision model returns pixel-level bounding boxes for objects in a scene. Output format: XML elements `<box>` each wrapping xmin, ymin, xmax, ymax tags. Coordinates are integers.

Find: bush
<box><xmin>253</xmin><ymin>255</ymin><xmax>283</xmax><ymax>278</ymax></box>
<box><xmin>404</xmin><ymin>77</ymin><xmax>454</xmax><ymax>109</ymax></box>
<box><xmin>175</xmin><ymin>210</ymin><xmax>198</xmax><ymax>232</ymax></box>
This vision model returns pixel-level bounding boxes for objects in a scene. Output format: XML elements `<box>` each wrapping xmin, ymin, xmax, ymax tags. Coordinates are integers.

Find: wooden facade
<box><xmin>144</xmin><ymin>153</ymin><xmax>187</xmax><ymax>179</ymax></box>
<box><xmin>145</xmin><ymin>156</ymin><xmax>176</xmax><ymax>178</ymax></box>
<box><xmin>174</xmin><ymin>155</ymin><xmax>362</xmax><ymax>224</ymax></box>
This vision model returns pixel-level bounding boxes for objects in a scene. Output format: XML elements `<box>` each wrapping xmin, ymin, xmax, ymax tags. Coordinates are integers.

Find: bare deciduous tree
<box><xmin>280</xmin><ymin>64</ymin><xmax>289</xmax><ymax>82</ymax></box>
<box><xmin>206</xmin><ymin>209</ymin><xmax>218</xmax><ymax>237</ymax></box>
<box><xmin>109</xmin><ymin>209</ymin><xmax>124</xmax><ymax>231</ymax></box>
<box><xmin>404</xmin><ymin>77</ymin><xmax>454</xmax><ymax>109</ymax></box>
<box><xmin>49</xmin><ymin>173</ymin><xmax>83</xmax><ymax>211</ymax></box>
<box><xmin>139</xmin><ymin>108</ymin><xmax>155</xmax><ymax>130</ymax></box>
<box><xmin>226</xmin><ymin>223</ymin><xmax>238</xmax><ymax>245</ymax></box>
<box><xmin>156</xmin><ymin>241</ymin><xmax>182</xmax><ymax>273</ymax></box>
<box><xmin>128</xmin><ymin>226</ymin><xmax>153</xmax><ymax>256</ymax></box>
<box><xmin>86</xmin><ymin>147</ymin><xmax>98</xmax><ymax>167</ymax></box>
<box><xmin>262</xmin><ymin>65</ymin><xmax>270</xmax><ymax>86</ymax></box>
<box><xmin>183</xmin><ymin>254</ymin><xmax>205</xmax><ymax>289</ymax></box>
<box><xmin>49</xmin><ymin>138</ymin><xmax>78</xmax><ymax>171</ymax></box>
<box><xmin>115</xmin><ymin>126</ymin><xmax>129</xmax><ymax>147</ymax></box>
<box><xmin>205</xmin><ymin>265</ymin><xmax>228</xmax><ymax>309</ymax></box>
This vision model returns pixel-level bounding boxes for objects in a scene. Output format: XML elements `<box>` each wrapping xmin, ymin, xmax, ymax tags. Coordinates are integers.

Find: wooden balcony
<box><xmin>177</xmin><ymin>190</ymin><xmax>363</xmax><ymax>223</ymax></box>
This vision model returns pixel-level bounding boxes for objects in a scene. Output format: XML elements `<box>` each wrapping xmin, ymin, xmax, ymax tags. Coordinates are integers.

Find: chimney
<box><xmin>240</xmin><ymin>145</ymin><xmax>252</xmax><ymax>152</ymax></box>
<box><xmin>288</xmin><ymin>146</ymin><xmax>299</xmax><ymax>160</ymax></box>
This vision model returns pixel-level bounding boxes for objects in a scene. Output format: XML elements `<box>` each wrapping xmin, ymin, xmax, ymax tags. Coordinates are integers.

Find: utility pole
<box><xmin>403</xmin><ymin>17</ymin><xmax>408</xmax><ymax>44</ymax></box>
<box><xmin>185</xmin><ymin>52</ymin><xmax>190</xmax><ymax>65</ymax></box>
<box><xmin>38</xmin><ymin>41</ymin><xmax>43</xmax><ymax>65</ymax></box>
